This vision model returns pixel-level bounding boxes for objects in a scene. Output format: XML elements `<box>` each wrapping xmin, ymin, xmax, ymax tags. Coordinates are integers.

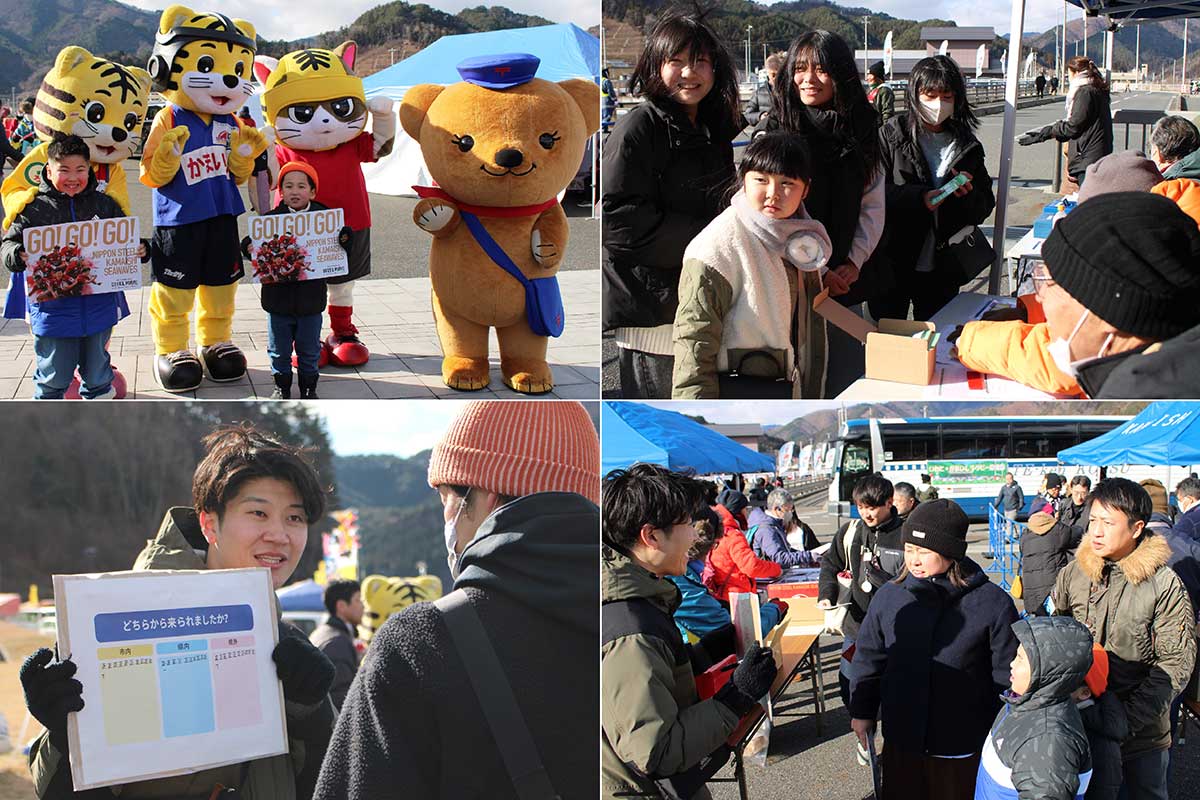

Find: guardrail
<box><xmin>985</xmin><ymin>503</ymin><xmax>1024</xmax><ymax>592</ymax></box>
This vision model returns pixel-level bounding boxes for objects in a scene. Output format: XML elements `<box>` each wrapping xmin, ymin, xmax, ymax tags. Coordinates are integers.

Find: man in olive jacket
<box><xmin>1052</xmin><ymin>478</ymin><xmax>1196</xmax><ymax>799</ymax></box>
<box><xmin>602</xmin><ymin>465</ymin><xmax>777</xmax><ymax>799</ymax></box>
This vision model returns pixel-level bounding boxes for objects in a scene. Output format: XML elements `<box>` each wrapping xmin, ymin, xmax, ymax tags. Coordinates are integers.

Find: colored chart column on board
<box><xmin>156</xmin><ymin>640</ymin><xmax>215</xmax><ymax>738</ymax></box>
<box><xmin>97</xmin><ymin>645</ymin><xmax>160</xmax><ymax>746</ymax></box>
<box><xmin>212</xmin><ymin>635</ymin><xmax>261</xmax><ymax>730</ymax></box>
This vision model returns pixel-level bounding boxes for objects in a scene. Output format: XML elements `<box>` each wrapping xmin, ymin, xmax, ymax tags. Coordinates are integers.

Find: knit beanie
<box><xmin>278</xmin><ymin>161</ymin><xmax>320</xmax><ymax>195</ymax></box>
<box><xmin>1076</xmin><ymin>151</ymin><xmax>1163</xmax><ymax>202</ymax></box>
<box><xmin>902</xmin><ymin>499</ymin><xmax>969</xmax><ymax>560</ymax></box>
<box><xmin>1084</xmin><ymin>644</ymin><xmax>1109</xmax><ymax>697</ymax></box>
<box><xmin>427</xmin><ymin>401</ymin><xmax>599</xmax><ymax>504</ymax></box>
<box><xmin>1139</xmin><ymin>478</ymin><xmax>1171</xmax><ymax>517</ymax></box>
<box><xmin>1042</xmin><ymin>192</ymin><xmax>1200</xmax><ymax>339</ymax></box>
<box><xmin>1026</xmin><ymin>512</ymin><xmax>1056</xmax><ymax>535</ymax></box>
<box><xmin>868</xmin><ymin>60</ymin><xmax>886</xmax><ymax>80</ymax></box>
<box><xmin>1045</xmin><ymin>473</ymin><xmax>1063</xmax><ymax>490</ymax></box>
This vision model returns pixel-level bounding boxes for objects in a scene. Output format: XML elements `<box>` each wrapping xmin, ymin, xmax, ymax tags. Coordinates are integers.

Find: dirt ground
<box><xmin>0</xmin><ymin>619</ymin><xmax>54</xmax><ymax>800</ymax></box>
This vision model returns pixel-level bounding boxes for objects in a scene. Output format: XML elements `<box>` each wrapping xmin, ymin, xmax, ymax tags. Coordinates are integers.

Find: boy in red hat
<box><xmin>242</xmin><ymin>161</ymin><xmax>351</xmax><ymax>399</ymax></box>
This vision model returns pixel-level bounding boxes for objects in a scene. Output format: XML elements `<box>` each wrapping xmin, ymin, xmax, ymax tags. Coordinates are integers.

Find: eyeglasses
<box><xmin>1031</xmin><ymin>263</ymin><xmax>1056</xmax><ymax>298</ymax></box>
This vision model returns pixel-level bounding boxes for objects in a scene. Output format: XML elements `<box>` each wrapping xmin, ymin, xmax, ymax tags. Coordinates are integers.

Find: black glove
<box><xmin>272</xmin><ymin>634</ymin><xmax>335</xmax><ymax>706</ymax></box>
<box><xmin>139</xmin><ymin>238</ymin><xmax>152</xmax><ymax>264</ymax></box>
<box><xmin>7</xmin><ymin>247</ymin><xmax>25</xmax><ymax>274</ymax></box>
<box><xmin>713</xmin><ymin>645</ymin><xmax>776</xmax><ymax>717</ymax></box>
<box><xmin>697</xmin><ymin>623</ymin><xmax>737</xmax><ymax>663</ymax></box>
<box><xmin>20</xmin><ymin>647</ymin><xmax>84</xmax><ymax>752</ymax></box>
<box><xmin>240</xmin><ymin>235</ymin><xmax>252</xmax><ymax>260</ymax></box>
<box><xmin>338</xmin><ymin>225</ymin><xmax>352</xmax><ymax>251</ymax></box>
<box><xmin>1017</xmin><ymin>128</ymin><xmax>1047</xmax><ymax>146</ymax></box>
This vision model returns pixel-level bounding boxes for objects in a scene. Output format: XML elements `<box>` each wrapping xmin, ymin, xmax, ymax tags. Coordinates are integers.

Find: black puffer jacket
<box><xmin>1079</xmin><ymin>689</ymin><xmax>1129</xmax><ymax>800</ymax></box>
<box><xmin>314</xmin><ymin>492</ymin><xmax>599</xmax><ymax>800</ymax></box>
<box><xmin>602</xmin><ymin>98</ymin><xmax>740</xmax><ymax>330</ymax></box>
<box><xmin>816</xmin><ymin>511</ymin><xmax>904</xmax><ymax>635</ymax></box>
<box><xmin>876</xmin><ymin>113</ymin><xmax>996</xmax><ymax>286</ymax></box>
<box><xmin>257</xmin><ymin>201</ymin><xmax>334</xmax><ymax>318</ymax></box>
<box><xmin>1038</xmin><ymin>84</ymin><xmax>1113</xmax><ymax>180</ymax></box>
<box><xmin>1084</xmin><ymin>322</ymin><xmax>1200</xmax><ymax>399</ymax></box>
<box><xmin>978</xmin><ymin>616</ymin><xmax>1094</xmax><ymax>800</ymax></box>
<box><xmin>1020</xmin><ymin>515</ymin><xmax>1083</xmax><ymax>614</ymax></box>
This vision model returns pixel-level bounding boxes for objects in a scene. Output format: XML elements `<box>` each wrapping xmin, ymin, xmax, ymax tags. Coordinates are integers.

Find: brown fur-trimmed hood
<box><xmin>1075</xmin><ymin>530</ymin><xmax>1172</xmax><ymax>584</ymax></box>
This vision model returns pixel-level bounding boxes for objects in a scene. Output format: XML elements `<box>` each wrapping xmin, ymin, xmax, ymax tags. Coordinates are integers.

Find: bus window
<box><xmin>1012</xmin><ymin>423</ymin><xmax>1078</xmax><ymax>458</ymax></box>
<box><xmin>941</xmin><ymin>426</ymin><xmax>1011</xmax><ymax>459</ymax></box>
<box><xmin>881</xmin><ymin>425</ymin><xmax>940</xmax><ymax>461</ymax></box>
<box><xmin>839</xmin><ymin>440</ymin><xmax>871</xmax><ymax>501</ymax></box>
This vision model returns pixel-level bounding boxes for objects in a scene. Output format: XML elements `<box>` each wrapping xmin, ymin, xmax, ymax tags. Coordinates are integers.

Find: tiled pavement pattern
<box><xmin>0</xmin><ymin>271</ymin><xmax>599</xmax><ymax>400</ymax></box>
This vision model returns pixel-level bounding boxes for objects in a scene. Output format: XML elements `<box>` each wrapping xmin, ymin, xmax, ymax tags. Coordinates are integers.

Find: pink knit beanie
<box><xmin>428</xmin><ymin>401</ymin><xmax>600</xmax><ymax>504</ymax></box>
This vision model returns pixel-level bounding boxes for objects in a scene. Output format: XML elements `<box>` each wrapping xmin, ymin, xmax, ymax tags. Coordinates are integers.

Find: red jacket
<box><xmin>705</xmin><ymin>504</ymin><xmax>781</xmax><ymax>600</ymax></box>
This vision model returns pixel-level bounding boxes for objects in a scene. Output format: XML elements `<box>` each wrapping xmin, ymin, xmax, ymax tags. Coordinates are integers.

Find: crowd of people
<box><xmin>603</xmin><ymin>10</ymin><xmax>1200</xmax><ymax>400</ymax></box>
<box><xmin>19</xmin><ymin>400</ymin><xmax>602</xmax><ymax>799</ymax></box>
<box><xmin>601</xmin><ymin>463</ymin><xmax>1199</xmax><ymax>800</ymax></box>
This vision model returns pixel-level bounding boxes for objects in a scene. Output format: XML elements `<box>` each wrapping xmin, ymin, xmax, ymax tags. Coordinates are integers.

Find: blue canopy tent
<box><xmin>359</xmin><ymin>23</ymin><xmax>599</xmax><ymax>198</ymax></box>
<box><xmin>1058</xmin><ymin>402</ymin><xmax>1200</xmax><ymax>465</ymax></box>
<box><xmin>602</xmin><ymin>402</ymin><xmax>775</xmax><ymax>475</ymax></box>
<box><xmin>276</xmin><ymin>579</ymin><xmax>325</xmax><ymax>612</ymax></box>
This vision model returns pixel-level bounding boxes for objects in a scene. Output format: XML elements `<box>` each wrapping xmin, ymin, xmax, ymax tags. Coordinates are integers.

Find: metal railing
<box><xmin>985</xmin><ymin>503</ymin><xmax>1024</xmax><ymax>592</ymax></box>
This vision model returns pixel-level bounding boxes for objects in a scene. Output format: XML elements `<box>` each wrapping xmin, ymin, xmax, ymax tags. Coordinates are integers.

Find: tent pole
<box><xmin>989</xmin><ymin>0</ymin><xmax>1028</xmax><ymax>295</ymax></box>
<box><xmin>591</xmin><ymin>131</ymin><xmax>599</xmax><ymax>219</ymax></box>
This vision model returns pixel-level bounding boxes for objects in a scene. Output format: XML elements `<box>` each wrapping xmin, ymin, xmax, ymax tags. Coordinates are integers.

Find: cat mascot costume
<box><xmin>255</xmin><ymin>42</ymin><xmax>396</xmax><ymax>367</ymax></box>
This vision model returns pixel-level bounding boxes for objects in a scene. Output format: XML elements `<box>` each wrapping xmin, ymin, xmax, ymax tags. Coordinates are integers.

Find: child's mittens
<box><xmin>786</xmin><ymin>233</ymin><xmax>829</xmax><ymax>271</ymax></box>
<box><xmin>7</xmin><ymin>248</ymin><xmax>27</xmax><ymax>273</ymax></box>
<box><xmin>138</xmin><ymin>238</ymin><xmax>152</xmax><ymax>264</ymax></box>
<box><xmin>147</xmin><ymin>126</ymin><xmax>190</xmax><ymax>184</ymax></box>
<box><xmin>414</xmin><ymin>198</ymin><xmax>459</xmax><ymax>238</ymax></box>
<box><xmin>338</xmin><ymin>225</ymin><xmax>353</xmax><ymax>251</ymax></box>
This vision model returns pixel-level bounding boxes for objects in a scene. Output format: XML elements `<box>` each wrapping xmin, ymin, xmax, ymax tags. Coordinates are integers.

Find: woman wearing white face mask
<box><xmin>869</xmin><ymin>55</ymin><xmax>996</xmax><ymax>323</ymax></box>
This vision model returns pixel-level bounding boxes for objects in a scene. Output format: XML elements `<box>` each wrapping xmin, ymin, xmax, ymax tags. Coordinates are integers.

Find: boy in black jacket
<box><xmin>242</xmin><ymin>162</ymin><xmax>351</xmax><ymax>399</ymax></box>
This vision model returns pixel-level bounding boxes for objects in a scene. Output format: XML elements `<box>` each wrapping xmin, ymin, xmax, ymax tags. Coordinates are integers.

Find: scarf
<box><xmin>411</xmin><ymin>185</ymin><xmax>559</xmax><ymax>218</ymax></box>
<box><xmin>729</xmin><ymin>189</ymin><xmax>832</xmax><ymax>271</ymax></box>
<box><xmin>1064</xmin><ymin>74</ymin><xmax>1090</xmax><ymax>119</ymax></box>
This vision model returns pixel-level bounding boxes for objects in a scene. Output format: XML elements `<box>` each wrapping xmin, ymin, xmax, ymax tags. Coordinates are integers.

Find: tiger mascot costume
<box><xmin>359</xmin><ymin>574</ymin><xmax>443</xmax><ymax>641</ymax></box>
<box><xmin>0</xmin><ymin>47</ymin><xmax>151</xmax><ymax>398</ymax></box>
<box><xmin>141</xmin><ymin>4</ymin><xmax>268</xmax><ymax>392</ymax></box>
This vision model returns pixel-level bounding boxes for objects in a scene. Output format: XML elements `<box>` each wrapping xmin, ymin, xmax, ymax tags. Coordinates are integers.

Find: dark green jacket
<box><xmin>601</xmin><ymin>545</ymin><xmax>738</xmax><ymax>798</ymax></box>
<box><xmin>30</xmin><ymin>507</ymin><xmax>334</xmax><ymax>799</ymax></box>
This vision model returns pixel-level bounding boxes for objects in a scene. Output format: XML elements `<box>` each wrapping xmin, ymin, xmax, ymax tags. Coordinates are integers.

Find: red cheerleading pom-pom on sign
<box><xmin>27</xmin><ymin>243</ymin><xmax>98</xmax><ymax>302</ymax></box>
<box><xmin>252</xmin><ymin>232</ymin><xmax>310</xmax><ymax>284</ymax></box>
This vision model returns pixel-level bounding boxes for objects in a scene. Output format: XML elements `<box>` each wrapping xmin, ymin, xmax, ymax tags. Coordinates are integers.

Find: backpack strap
<box><xmin>602</xmin><ymin>596</ymin><xmax>688</xmax><ymax>668</ymax></box>
<box><xmin>435</xmin><ymin>589</ymin><xmax>560</xmax><ymax>800</ymax></box>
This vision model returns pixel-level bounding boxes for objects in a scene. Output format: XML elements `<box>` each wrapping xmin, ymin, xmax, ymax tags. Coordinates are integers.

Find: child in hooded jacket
<box><xmin>672</xmin><ymin>132</ymin><xmax>832</xmax><ymax>399</ymax></box>
<box><xmin>975</xmin><ymin>615</ymin><xmax>1094</xmax><ymax>800</ymax></box>
<box><xmin>1073</xmin><ymin>645</ymin><xmax>1127</xmax><ymax>800</ymax></box>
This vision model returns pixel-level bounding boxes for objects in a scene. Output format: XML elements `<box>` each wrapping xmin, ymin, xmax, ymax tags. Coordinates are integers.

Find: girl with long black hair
<box><xmin>870</xmin><ymin>55</ymin><xmax>996</xmax><ymax>322</ymax></box>
<box><xmin>755</xmin><ymin>30</ymin><xmax>885</xmax><ymax>395</ymax></box>
<box><xmin>1019</xmin><ymin>55</ymin><xmax>1113</xmax><ymax>190</ymax></box>
<box><xmin>602</xmin><ymin>12</ymin><xmax>743</xmax><ymax>398</ymax></box>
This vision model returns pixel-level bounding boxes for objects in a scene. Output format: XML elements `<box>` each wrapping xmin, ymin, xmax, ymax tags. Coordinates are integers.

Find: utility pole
<box><xmin>863</xmin><ymin>16</ymin><xmax>870</xmax><ymax>78</ymax></box>
<box><xmin>1083</xmin><ymin>13</ymin><xmax>1088</xmax><ymax>57</ymax></box>
<box><xmin>745</xmin><ymin>25</ymin><xmax>753</xmax><ymax>83</ymax></box>
<box><xmin>1184</xmin><ymin>18</ymin><xmax>1189</xmax><ymax>93</ymax></box>
<box><xmin>1136</xmin><ymin>24</ymin><xmax>1141</xmax><ymax>85</ymax></box>
<box><xmin>388</xmin><ymin>48</ymin><xmax>399</xmax><ymax>65</ymax></box>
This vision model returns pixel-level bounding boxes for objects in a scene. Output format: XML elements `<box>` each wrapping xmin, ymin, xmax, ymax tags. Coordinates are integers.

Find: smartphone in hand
<box><xmin>929</xmin><ymin>173</ymin><xmax>969</xmax><ymax>207</ymax></box>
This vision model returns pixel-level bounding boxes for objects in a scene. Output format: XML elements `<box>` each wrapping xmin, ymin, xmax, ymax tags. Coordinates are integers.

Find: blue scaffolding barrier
<box><xmin>985</xmin><ymin>504</ymin><xmax>1025</xmax><ymax>592</ymax></box>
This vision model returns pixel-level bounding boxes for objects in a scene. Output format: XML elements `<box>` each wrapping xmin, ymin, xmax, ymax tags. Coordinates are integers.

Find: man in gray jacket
<box><xmin>994</xmin><ymin>472</ymin><xmax>1025</xmax><ymax>521</ymax></box>
<box><xmin>310</xmin><ymin>579</ymin><xmax>363</xmax><ymax>712</ymax></box>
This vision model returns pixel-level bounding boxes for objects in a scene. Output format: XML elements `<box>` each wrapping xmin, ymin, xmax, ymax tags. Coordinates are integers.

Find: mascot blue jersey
<box><xmin>152</xmin><ymin>106</ymin><xmax>245</xmax><ymax>226</ymax></box>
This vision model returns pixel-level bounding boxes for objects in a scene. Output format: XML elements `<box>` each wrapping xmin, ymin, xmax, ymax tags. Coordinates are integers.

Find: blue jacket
<box><xmin>2</xmin><ymin>167</ymin><xmax>130</xmax><ymax>337</ymax></box>
<box><xmin>746</xmin><ymin>507</ymin><xmax>816</xmax><ymax>568</ymax></box>
<box><xmin>668</xmin><ymin>560</ymin><xmax>781</xmax><ymax>642</ymax></box>
<box><xmin>1172</xmin><ymin>503</ymin><xmax>1200</xmax><ymax>543</ymax></box>
<box><xmin>1163</xmin><ymin>529</ymin><xmax>1200</xmax><ymax>621</ymax></box>
<box><xmin>848</xmin><ymin>558</ymin><xmax>1020</xmax><ymax>756</ymax></box>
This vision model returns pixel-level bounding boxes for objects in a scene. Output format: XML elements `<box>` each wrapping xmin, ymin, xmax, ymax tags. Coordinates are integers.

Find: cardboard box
<box><xmin>813</xmin><ymin>289</ymin><xmax>936</xmax><ymax>385</ymax></box>
<box><xmin>779</xmin><ymin>594</ymin><xmax>826</xmax><ymax>631</ymax></box>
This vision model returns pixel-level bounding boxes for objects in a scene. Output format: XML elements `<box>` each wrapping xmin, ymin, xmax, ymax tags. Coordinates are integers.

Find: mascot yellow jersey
<box><xmin>1</xmin><ymin>47</ymin><xmax>151</xmax><ymax>228</ymax></box>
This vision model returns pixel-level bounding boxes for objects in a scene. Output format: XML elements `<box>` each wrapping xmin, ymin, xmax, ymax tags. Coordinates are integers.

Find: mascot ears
<box><xmin>334</xmin><ymin>41</ymin><xmax>357</xmax><ymax>72</ymax></box>
<box><xmin>399</xmin><ymin>84</ymin><xmax>446</xmax><ymax>140</ymax></box>
<box><xmin>54</xmin><ymin>46</ymin><xmax>94</xmax><ymax>75</ymax></box>
<box><xmin>253</xmin><ymin>56</ymin><xmax>277</xmax><ymax>86</ymax></box>
<box><xmin>558</xmin><ymin>78</ymin><xmax>601</xmax><ymax>136</ymax></box>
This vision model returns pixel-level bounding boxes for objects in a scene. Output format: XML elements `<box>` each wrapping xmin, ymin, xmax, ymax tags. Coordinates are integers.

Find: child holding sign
<box><xmin>1</xmin><ymin>135</ymin><xmax>147</xmax><ymax>399</ymax></box>
<box><xmin>241</xmin><ymin>162</ymin><xmax>351</xmax><ymax>399</ymax></box>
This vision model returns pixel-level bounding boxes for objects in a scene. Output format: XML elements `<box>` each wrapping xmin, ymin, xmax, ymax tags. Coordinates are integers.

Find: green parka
<box><xmin>29</xmin><ymin>507</ymin><xmax>334</xmax><ymax>800</ymax></box>
<box><xmin>1052</xmin><ymin>531</ymin><xmax>1197</xmax><ymax>758</ymax></box>
<box><xmin>601</xmin><ymin>545</ymin><xmax>739</xmax><ymax>799</ymax></box>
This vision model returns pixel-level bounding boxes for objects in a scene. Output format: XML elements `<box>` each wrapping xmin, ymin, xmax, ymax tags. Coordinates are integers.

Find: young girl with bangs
<box><xmin>602</xmin><ymin>12</ymin><xmax>744</xmax><ymax>399</ymax></box>
<box><xmin>754</xmin><ymin>30</ymin><xmax>885</xmax><ymax>396</ymax></box>
<box><xmin>870</xmin><ymin>55</ymin><xmax>995</xmax><ymax>323</ymax></box>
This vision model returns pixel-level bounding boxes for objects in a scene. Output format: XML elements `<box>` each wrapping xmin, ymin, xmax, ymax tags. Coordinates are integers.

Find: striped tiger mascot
<box><xmin>0</xmin><ymin>46</ymin><xmax>151</xmax><ymax>229</ymax></box>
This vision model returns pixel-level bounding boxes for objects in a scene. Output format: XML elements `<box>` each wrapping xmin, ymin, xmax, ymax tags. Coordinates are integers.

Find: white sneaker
<box><xmin>856</xmin><ymin>738</ymin><xmax>870</xmax><ymax>766</ymax></box>
<box><xmin>84</xmin><ymin>386</ymin><xmax>117</xmax><ymax>400</ymax></box>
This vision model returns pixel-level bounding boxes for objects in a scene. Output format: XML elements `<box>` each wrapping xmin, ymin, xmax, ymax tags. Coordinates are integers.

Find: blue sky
<box><xmin>320</xmin><ymin>401</ymin><xmax>465</xmax><ymax>456</ymax></box>
<box><xmin>118</xmin><ymin>0</ymin><xmax>599</xmax><ymax>42</ymax></box>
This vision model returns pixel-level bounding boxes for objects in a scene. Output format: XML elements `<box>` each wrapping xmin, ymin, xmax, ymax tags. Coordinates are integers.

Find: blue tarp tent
<box><xmin>359</xmin><ymin>24</ymin><xmax>599</xmax><ymax>196</ymax></box>
<box><xmin>276</xmin><ymin>579</ymin><xmax>325</xmax><ymax>612</ymax></box>
<box><xmin>602</xmin><ymin>402</ymin><xmax>775</xmax><ymax>476</ymax></box>
<box><xmin>1058</xmin><ymin>402</ymin><xmax>1200</xmax><ymax>465</ymax></box>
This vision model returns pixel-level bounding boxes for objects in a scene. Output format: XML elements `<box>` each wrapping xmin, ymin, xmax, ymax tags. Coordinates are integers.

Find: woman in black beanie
<box><xmin>847</xmin><ymin>499</ymin><xmax>1019</xmax><ymax>799</ymax></box>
